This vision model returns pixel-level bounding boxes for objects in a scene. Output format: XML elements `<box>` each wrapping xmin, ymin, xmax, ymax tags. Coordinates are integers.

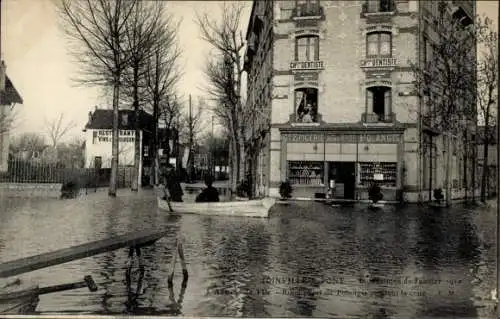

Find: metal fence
<box><xmin>0</xmin><ymin>159</ymin><xmax>134</xmax><ymax>189</ymax></box>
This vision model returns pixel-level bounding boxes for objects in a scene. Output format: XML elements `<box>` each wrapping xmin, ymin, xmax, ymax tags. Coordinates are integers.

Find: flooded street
<box><xmin>0</xmin><ymin>190</ymin><xmax>497</xmax><ymax>318</ymax></box>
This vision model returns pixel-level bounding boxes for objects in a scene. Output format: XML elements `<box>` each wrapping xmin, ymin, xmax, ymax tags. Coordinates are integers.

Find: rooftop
<box><xmin>83</xmin><ymin>108</ymin><xmax>154</xmax><ymax>132</ymax></box>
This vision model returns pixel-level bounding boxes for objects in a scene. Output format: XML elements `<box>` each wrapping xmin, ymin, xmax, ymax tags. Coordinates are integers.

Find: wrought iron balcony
<box><xmin>292</xmin><ymin>3</ymin><xmax>324</xmax><ymax>20</ymax></box>
<box><xmin>361</xmin><ymin>57</ymin><xmax>398</xmax><ymax>69</ymax></box>
<box><xmin>290</xmin><ymin>60</ymin><xmax>324</xmax><ymax>71</ymax></box>
<box><xmin>362</xmin><ymin>112</ymin><xmax>395</xmax><ymax>124</ymax></box>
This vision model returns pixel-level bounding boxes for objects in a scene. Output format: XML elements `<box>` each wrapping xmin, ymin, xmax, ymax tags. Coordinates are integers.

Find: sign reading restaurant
<box><xmin>286</xmin><ymin>133</ymin><xmax>401</xmax><ymax>143</ymax></box>
<box><xmin>96</xmin><ymin>130</ymin><xmax>136</xmax><ymax>143</ymax></box>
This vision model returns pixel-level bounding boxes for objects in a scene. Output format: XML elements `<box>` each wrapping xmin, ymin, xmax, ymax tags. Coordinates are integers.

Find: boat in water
<box><xmin>157</xmin><ymin>196</ymin><xmax>276</xmax><ymax>218</ymax></box>
<box><xmin>0</xmin><ymin>283</ymin><xmax>39</xmax><ymax>315</ymax></box>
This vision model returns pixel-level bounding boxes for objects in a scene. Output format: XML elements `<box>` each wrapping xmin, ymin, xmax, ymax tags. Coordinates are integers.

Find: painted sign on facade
<box><xmin>286</xmin><ymin>133</ymin><xmax>401</xmax><ymax>143</ymax></box>
<box><xmin>94</xmin><ymin>130</ymin><xmax>136</xmax><ymax>143</ymax></box>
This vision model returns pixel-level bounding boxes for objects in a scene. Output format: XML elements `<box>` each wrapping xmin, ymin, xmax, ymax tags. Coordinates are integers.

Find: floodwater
<box><xmin>0</xmin><ymin>190</ymin><xmax>497</xmax><ymax>318</ymax></box>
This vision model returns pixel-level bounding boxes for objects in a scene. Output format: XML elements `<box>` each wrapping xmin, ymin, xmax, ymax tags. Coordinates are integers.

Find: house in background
<box><xmin>83</xmin><ymin>107</ymin><xmax>155</xmax><ymax>186</ymax></box>
<box><xmin>0</xmin><ymin>61</ymin><xmax>23</xmax><ymax>172</ymax></box>
<box><xmin>83</xmin><ymin>107</ymin><xmax>181</xmax><ymax>186</ymax></box>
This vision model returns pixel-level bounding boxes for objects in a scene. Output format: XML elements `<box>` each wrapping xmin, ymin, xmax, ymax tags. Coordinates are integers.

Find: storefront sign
<box><xmin>286</xmin><ymin>133</ymin><xmax>401</xmax><ymax>143</ymax></box>
<box><xmin>95</xmin><ymin>129</ymin><xmax>136</xmax><ymax>143</ymax></box>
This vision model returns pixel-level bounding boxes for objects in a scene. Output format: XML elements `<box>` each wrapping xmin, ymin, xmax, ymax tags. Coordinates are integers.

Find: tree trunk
<box><xmin>444</xmin><ymin>134</ymin><xmax>452</xmax><ymax>206</ymax></box>
<box><xmin>481</xmin><ymin>130</ymin><xmax>489</xmax><ymax>202</ymax></box>
<box><xmin>237</xmin><ymin>124</ymin><xmax>245</xmax><ymax>183</ymax></box>
<box><xmin>230</xmin><ymin>136</ymin><xmax>239</xmax><ymax>194</ymax></box>
<box><xmin>131</xmin><ymin>68</ymin><xmax>140</xmax><ymax>191</ymax></box>
<box><xmin>109</xmin><ymin>80</ymin><xmax>120</xmax><ymax>197</ymax></box>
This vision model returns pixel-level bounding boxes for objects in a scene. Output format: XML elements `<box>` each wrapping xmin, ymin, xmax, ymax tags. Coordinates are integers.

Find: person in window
<box><xmin>302</xmin><ymin>103</ymin><xmax>313</xmax><ymax>123</ymax></box>
<box><xmin>195</xmin><ymin>175</ymin><xmax>220</xmax><ymax>203</ymax></box>
<box><xmin>161</xmin><ymin>164</ymin><xmax>184</xmax><ymax>202</ymax></box>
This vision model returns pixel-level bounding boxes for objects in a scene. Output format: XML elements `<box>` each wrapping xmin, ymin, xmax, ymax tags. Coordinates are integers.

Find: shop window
<box><xmin>359</xmin><ymin>162</ymin><xmax>397</xmax><ymax>187</ymax></box>
<box><xmin>288</xmin><ymin>161</ymin><xmax>323</xmax><ymax>185</ymax></box>
<box><xmin>366</xmin><ymin>32</ymin><xmax>392</xmax><ymax>57</ymax></box>
<box><xmin>295</xmin><ymin>35</ymin><xmax>319</xmax><ymax>61</ymax></box>
<box><xmin>366</xmin><ymin>86</ymin><xmax>391</xmax><ymax>122</ymax></box>
<box><xmin>295</xmin><ymin>88</ymin><xmax>318</xmax><ymax>123</ymax></box>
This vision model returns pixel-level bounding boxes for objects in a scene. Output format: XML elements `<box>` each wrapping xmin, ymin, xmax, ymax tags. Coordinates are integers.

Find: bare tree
<box><xmin>122</xmin><ymin>1</ymin><xmax>166</xmax><ymax>191</ymax></box>
<box><xmin>412</xmin><ymin>2</ymin><xmax>477</xmax><ymax>206</ymax></box>
<box><xmin>9</xmin><ymin>133</ymin><xmax>47</xmax><ymax>159</ymax></box>
<box><xmin>143</xmin><ymin>15</ymin><xmax>182</xmax><ymax>185</ymax></box>
<box><xmin>182</xmin><ymin>95</ymin><xmax>205</xmax><ymax>182</ymax></box>
<box><xmin>0</xmin><ymin>105</ymin><xmax>18</xmax><ymax>135</ymax></box>
<box><xmin>196</xmin><ymin>2</ymin><xmax>247</xmax><ymax>193</ymax></box>
<box><xmin>58</xmin><ymin>0</ymin><xmax>137</xmax><ymax>197</ymax></box>
<box><xmin>476</xmin><ymin>16</ymin><xmax>498</xmax><ymax>202</ymax></box>
<box><xmin>44</xmin><ymin>113</ymin><xmax>76</xmax><ymax>148</ymax></box>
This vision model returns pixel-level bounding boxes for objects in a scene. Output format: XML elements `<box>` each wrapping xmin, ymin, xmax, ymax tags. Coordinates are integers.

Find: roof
<box><xmin>84</xmin><ymin>109</ymin><xmax>154</xmax><ymax>131</ymax></box>
<box><xmin>1</xmin><ymin>76</ymin><xmax>23</xmax><ymax>105</ymax></box>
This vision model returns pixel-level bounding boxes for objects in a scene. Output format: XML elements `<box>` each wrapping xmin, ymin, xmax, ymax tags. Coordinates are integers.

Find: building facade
<box><xmin>0</xmin><ymin>61</ymin><xmax>23</xmax><ymax>172</ymax></box>
<box><xmin>244</xmin><ymin>0</ymin><xmax>475</xmax><ymax>202</ymax></box>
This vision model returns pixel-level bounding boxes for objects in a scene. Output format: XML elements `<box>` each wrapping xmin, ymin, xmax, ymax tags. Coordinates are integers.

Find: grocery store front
<box><xmin>280</xmin><ymin>128</ymin><xmax>405</xmax><ymax>201</ymax></box>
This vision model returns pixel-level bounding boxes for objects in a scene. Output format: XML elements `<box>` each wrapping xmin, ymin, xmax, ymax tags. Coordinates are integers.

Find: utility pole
<box><xmin>188</xmin><ymin>94</ymin><xmax>193</xmax><ymax>183</ymax></box>
<box><xmin>497</xmin><ymin>2</ymin><xmax>500</xmax><ymax>315</ymax></box>
<box><xmin>211</xmin><ymin>115</ymin><xmax>215</xmax><ymax>178</ymax></box>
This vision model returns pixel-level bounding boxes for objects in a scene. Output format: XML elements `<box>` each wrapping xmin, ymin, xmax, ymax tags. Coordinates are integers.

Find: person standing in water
<box><xmin>161</xmin><ymin>164</ymin><xmax>183</xmax><ymax>202</ymax></box>
<box><xmin>195</xmin><ymin>175</ymin><xmax>220</xmax><ymax>203</ymax></box>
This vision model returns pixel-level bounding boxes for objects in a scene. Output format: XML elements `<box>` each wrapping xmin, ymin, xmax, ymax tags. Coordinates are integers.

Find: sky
<box><xmin>1</xmin><ymin>0</ymin><xmax>498</xmax><ymax>143</ymax></box>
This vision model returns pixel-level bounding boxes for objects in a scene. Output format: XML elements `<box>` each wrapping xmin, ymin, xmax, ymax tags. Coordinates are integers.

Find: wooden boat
<box><xmin>0</xmin><ymin>284</ymin><xmax>39</xmax><ymax>314</ymax></box>
<box><xmin>368</xmin><ymin>202</ymin><xmax>385</xmax><ymax>209</ymax></box>
<box><xmin>0</xmin><ymin>276</ymin><xmax>97</xmax><ymax>314</ymax></box>
<box><xmin>157</xmin><ymin>197</ymin><xmax>275</xmax><ymax>218</ymax></box>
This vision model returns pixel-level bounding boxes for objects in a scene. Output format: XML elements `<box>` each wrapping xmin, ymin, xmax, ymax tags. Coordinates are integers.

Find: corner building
<box><xmin>244</xmin><ymin>0</ymin><xmax>475</xmax><ymax>202</ymax></box>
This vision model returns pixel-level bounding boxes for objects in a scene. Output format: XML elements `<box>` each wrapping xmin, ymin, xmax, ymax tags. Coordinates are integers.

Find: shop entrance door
<box><xmin>328</xmin><ymin>162</ymin><xmax>356</xmax><ymax>199</ymax></box>
<box><xmin>337</xmin><ymin>162</ymin><xmax>355</xmax><ymax>199</ymax></box>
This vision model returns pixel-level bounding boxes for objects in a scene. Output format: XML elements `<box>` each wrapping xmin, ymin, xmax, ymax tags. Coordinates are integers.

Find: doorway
<box><xmin>328</xmin><ymin>162</ymin><xmax>356</xmax><ymax>199</ymax></box>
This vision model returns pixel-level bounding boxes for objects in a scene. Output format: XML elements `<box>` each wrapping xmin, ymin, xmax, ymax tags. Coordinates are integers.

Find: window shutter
<box><xmin>366</xmin><ymin>89</ymin><xmax>373</xmax><ymax>113</ymax></box>
<box><xmin>384</xmin><ymin>89</ymin><xmax>392</xmax><ymax>116</ymax></box>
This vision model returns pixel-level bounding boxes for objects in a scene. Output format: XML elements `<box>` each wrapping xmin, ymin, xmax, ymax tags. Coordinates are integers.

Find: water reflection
<box><xmin>0</xmin><ymin>192</ymin><xmax>496</xmax><ymax>317</ymax></box>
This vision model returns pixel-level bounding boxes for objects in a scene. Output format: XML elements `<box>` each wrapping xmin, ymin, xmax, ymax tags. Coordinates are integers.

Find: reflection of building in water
<box><xmin>244</xmin><ymin>0</ymin><xmax>476</xmax><ymax>202</ymax></box>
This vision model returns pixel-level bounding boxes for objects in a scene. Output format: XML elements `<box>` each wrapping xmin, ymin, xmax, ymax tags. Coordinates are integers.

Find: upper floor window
<box><xmin>295</xmin><ymin>36</ymin><xmax>319</xmax><ymax>61</ymax></box>
<box><xmin>366</xmin><ymin>32</ymin><xmax>392</xmax><ymax>57</ymax></box>
<box><xmin>366</xmin><ymin>86</ymin><xmax>392</xmax><ymax>122</ymax></box>
<box><xmin>294</xmin><ymin>0</ymin><xmax>322</xmax><ymax>18</ymax></box>
<box><xmin>366</xmin><ymin>0</ymin><xmax>394</xmax><ymax>13</ymax></box>
<box><xmin>295</xmin><ymin>88</ymin><xmax>318</xmax><ymax>123</ymax></box>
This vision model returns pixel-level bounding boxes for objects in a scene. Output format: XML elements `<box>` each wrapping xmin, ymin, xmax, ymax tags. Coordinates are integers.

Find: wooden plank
<box><xmin>0</xmin><ymin>229</ymin><xmax>168</xmax><ymax>278</ymax></box>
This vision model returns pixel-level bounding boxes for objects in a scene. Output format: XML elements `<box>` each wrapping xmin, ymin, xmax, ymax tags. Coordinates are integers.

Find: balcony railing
<box><xmin>362</xmin><ymin>112</ymin><xmax>395</xmax><ymax>124</ymax></box>
<box><xmin>292</xmin><ymin>4</ymin><xmax>324</xmax><ymax>20</ymax></box>
<box><xmin>361</xmin><ymin>57</ymin><xmax>398</xmax><ymax>69</ymax></box>
<box><xmin>290</xmin><ymin>60</ymin><xmax>324</xmax><ymax>71</ymax></box>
